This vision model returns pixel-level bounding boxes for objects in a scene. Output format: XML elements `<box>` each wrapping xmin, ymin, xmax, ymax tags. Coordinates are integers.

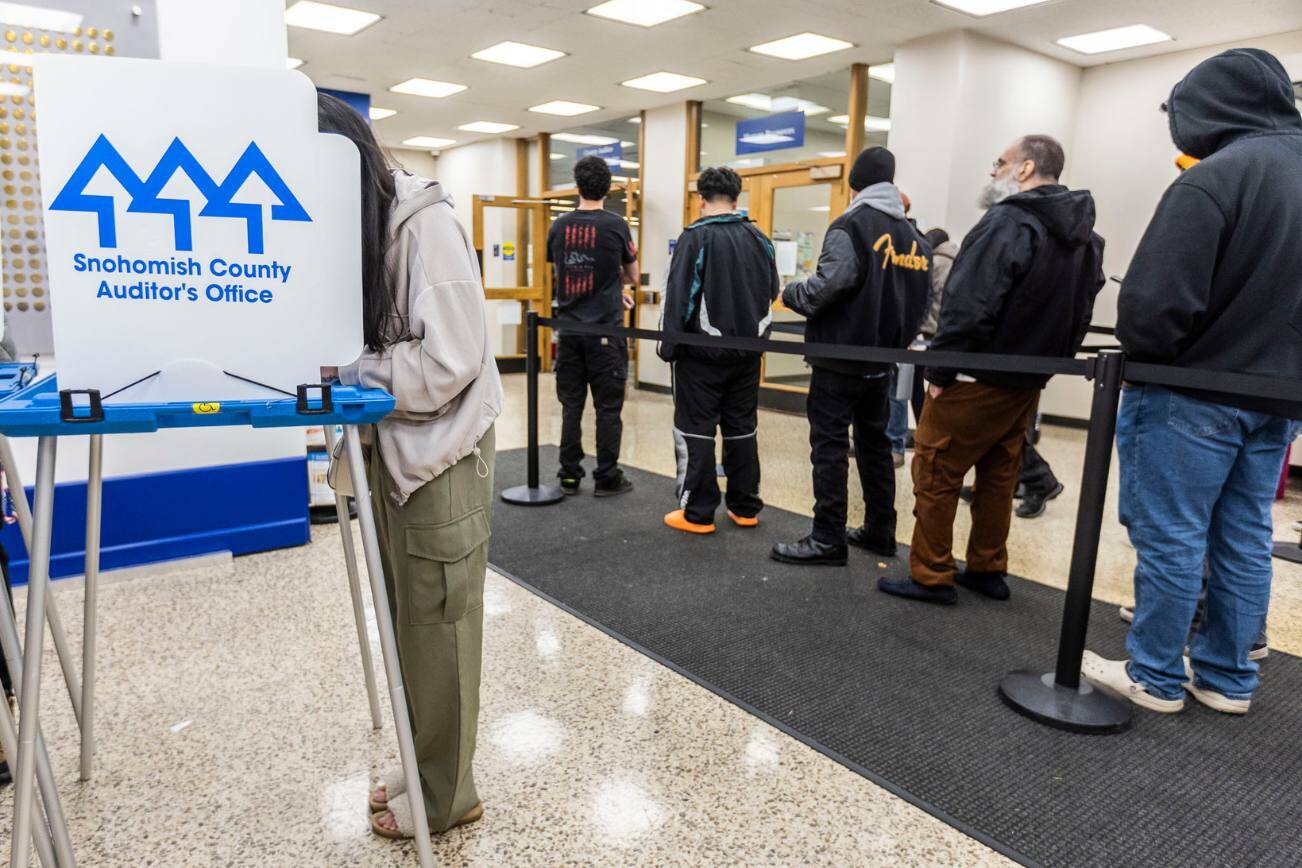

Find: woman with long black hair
<box><xmin>317</xmin><ymin>92</ymin><xmax>502</xmax><ymax>841</ymax></box>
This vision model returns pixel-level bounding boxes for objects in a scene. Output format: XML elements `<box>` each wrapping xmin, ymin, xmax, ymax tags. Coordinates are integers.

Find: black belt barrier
<box><xmin>501</xmin><ymin>310</ymin><xmax>1302</xmax><ymax>735</ymax></box>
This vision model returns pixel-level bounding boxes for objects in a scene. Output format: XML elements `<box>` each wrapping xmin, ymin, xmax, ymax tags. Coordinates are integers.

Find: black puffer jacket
<box><xmin>927</xmin><ymin>186</ymin><xmax>1104</xmax><ymax>390</ymax></box>
<box><xmin>1118</xmin><ymin>48</ymin><xmax>1302</xmax><ymax>420</ymax></box>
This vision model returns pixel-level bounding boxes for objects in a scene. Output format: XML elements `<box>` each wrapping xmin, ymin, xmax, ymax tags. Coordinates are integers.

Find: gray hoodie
<box><xmin>920</xmin><ymin>239</ymin><xmax>957</xmax><ymax>339</ymax></box>
<box><xmin>341</xmin><ymin>171</ymin><xmax>503</xmax><ymax>505</ymax></box>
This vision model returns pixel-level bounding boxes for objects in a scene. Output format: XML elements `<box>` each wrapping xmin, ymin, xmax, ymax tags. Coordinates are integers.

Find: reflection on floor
<box><xmin>0</xmin><ymin>373</ymin><xmax>1295</xmax><ymax>865</ymax></box>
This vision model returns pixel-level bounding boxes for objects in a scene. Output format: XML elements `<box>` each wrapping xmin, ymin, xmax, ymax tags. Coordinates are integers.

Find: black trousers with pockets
<box><xmin>555</xmin><ymin>334</ymin><xmax>627</xmax><ymax>484</ymax></box>
<box><xmin>807</xmin><ymin>366</ymin><xmax>896</xmax><ymax>546</ymax></box>
<box><xmin>672</xmin><ymin>355</ymin><xmax>763</xmax><ymax>525</ymax></box>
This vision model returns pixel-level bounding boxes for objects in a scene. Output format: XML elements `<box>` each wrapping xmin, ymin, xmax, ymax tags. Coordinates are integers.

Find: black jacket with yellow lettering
<box><xmin>927</xmin><ymin>185</ymin><xmax>1104</xmax><ymax>390</ymax></box>
<box><xmin>782</xmin><ymin>183</ymin><xmax>932</xmax><ymax>376</ymax></box>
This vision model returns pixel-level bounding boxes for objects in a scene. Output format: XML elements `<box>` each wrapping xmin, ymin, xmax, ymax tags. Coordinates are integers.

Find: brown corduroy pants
<box><xmin>909</xmin><ymin>382</ymin><xmax>1040</xmax><ymax>587</ymax></box>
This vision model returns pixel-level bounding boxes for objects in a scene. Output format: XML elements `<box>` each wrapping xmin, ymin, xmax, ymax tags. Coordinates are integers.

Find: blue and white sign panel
<box><xmin>34</xmin><ymin>56</ymin><xmax>363</xmax><ymax>403</ymax></box>
<box><xmin>735</xmin><ymin>110</ymin><xmax>805</xmax><ymax>155</ymax></box>
<box><xmin>578</xmin><ymin>142</ymin><xmax>622</xmax><ymax>166</ymax></box>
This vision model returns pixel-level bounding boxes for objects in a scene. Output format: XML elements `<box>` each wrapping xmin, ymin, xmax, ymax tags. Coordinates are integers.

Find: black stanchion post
<box><xmin>999</xmin><ymin>349</ymin><xmax>1133</xmax><ymax>733</ymax></box>
<box><xmin>501</xmin><ymin>310</ymin><xmax>564</xmax><ymax>506</ymax></box>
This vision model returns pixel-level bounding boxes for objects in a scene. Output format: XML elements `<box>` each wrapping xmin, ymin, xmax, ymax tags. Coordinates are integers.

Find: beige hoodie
<box><xmin>340</xmin><ymin>171</ymin><xmax>503</xmax><ymax>506</ymax></box>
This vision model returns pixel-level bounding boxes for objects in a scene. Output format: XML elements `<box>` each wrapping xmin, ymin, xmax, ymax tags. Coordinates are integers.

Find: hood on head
<box><xmin>1166</xmin><ymin>48</ymin><xmax>1302</xmax><ymax>159</ymax></box>
<box><xmin>390</xmin><ymin>170</ymin><xmax>453</xmax><ymax>230</ymax></box>
<box><xmin>1002</xmin><ymin>185</ymin><xmax>1097</xmax><ymax>246</ymax></box>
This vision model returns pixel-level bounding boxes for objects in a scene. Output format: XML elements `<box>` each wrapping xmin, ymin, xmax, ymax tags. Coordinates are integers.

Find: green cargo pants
<box><xmin>366</xmin><ymin>424</ymin><xmax>494</xmax><ymax>832</ymax></box>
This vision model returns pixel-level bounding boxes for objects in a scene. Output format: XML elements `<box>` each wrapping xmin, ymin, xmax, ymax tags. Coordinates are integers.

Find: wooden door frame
<box><xmin>471</xmin><ymin>195</ymin><xmax>553</xmax><ymax>371</ymax></box>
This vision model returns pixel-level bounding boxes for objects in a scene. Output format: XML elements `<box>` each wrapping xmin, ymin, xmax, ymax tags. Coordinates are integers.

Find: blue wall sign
<box><xmin>735</xmin><ymin>110</ymin><xmax>806</xmax><ymax>155</ymax></box>
<box><xmin>317</xmin><ymin>87</ymin><xmax>372</xmax><ymax>124</ymax></box>
<box><xmin>578</xmin><ymin>142</ymin><xmax>623</xmax><ymax>166</ymax></box>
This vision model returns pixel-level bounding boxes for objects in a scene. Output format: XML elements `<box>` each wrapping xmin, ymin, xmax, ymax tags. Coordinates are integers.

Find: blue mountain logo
<box><xmin>50</xmin><ymin>134</ymin><xmax>311</xmax><ymax>254</ymax></box>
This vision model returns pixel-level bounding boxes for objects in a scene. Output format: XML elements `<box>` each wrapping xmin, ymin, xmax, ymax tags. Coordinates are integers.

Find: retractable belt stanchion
<box><xmin>322</xmin><ymin>423</ymin><xmax>383</xmax><ymax>730</ymax></box>
<box><xmin>999</xmin><ymin>350</ymin><xmax>1133</xmax><ymax>733</ymax></box>
<box><xmin>501</xmin><ymin>310</ymin><xmax>564</xmax><ymax>506</ymax></box>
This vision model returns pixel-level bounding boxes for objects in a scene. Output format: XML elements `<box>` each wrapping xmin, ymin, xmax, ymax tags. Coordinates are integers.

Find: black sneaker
<box><xmin>956</xmin><ymin>570</ymin><xmax>1011</xmax><ymax>601</ymax></box>
<box><xmin>1015</xmin><ymin>481</ymin><xmax>1064</xmax><ymax>519</ymax></box>
<box><xmin>847</xmin><ymin>526</ymin><xmax>897</xmax><ymax>557</ymax></box>
<box><xmin>593</xmin><ymin>473</ymin><xmax>633</xmax><ymax>498</ymax></box>
<box><xmin>560</xmin><ymin>477</ymin><xmax>581</xmax><ymax>496</ymax></box>
<box><xmin>877</xmin><ymin>577</ymin><xmax>957</xmax><ymax>605</ymax></box>
<box><xmin>770</xmin><ymin>535</ymin><xmax>848</xmax><ymax>566</ymax></box>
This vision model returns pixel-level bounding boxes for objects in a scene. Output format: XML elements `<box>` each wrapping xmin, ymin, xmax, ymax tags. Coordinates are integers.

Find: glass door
<box><xmin>471</xmin><ymin>195</ymin><xmax>550</xmax><ymax>370</ymax></box>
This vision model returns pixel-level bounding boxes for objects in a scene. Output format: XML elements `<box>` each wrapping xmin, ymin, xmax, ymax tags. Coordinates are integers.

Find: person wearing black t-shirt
<box><xmin>548</xmin><ymin>155</ymin><xmax>638</xmax><ymax>496</ymax></box>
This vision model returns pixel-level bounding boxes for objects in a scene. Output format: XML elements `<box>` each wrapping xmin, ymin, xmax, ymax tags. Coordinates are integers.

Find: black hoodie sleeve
<box><xmin>657</xmin><ymin>229</ymin><xmax>704</xmax><ymax>362</ymax></box>
<box><xmin>926</xmin><ymin>209</ymin><xmax>1034</xmax><ymax>387</ymax></box>
<box><xmin>1117</xmin><ymin>182</ymin><xmax>1226</xmax><ymax>363</ymax></box>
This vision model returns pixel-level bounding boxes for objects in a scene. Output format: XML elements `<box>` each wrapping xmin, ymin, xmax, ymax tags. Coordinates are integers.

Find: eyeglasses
<box><xmin>992</xmin><ymin>157</ymin><xmax>1008</xmax><ymax>172</ymax></box>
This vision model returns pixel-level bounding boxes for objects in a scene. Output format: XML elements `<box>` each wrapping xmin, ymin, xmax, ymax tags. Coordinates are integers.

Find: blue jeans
<box><xmin>1117</xmin><ymin>385</ymin><xmax>1299</xmax><ymax>701</ymax></box>
<box><xmin>887</xmin><ymin>366</ymin><xmax>908</xmax><ymax>454</ymax></box>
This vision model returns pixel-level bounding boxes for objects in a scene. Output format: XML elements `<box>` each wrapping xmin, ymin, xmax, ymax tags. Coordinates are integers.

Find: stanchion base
<box><xmin>1271</xmin><ymin>540</ymin><xmax>1302</xmax><ymax>564</ymax></box>
<box><xmin>999</xmin><ymin>670</ymin><xmax>1132</xmax><ymax>734</ymax></box>
<box><xmin>501</xmin><ymin>484</ymin><xmax>565</xmax><ymax>506</ymax></box>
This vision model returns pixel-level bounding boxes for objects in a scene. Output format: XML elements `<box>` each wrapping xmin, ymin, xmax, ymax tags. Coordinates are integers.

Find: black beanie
<box><xmin>849</xmin><ymin>146</ymin><xmax>895</xmax><ymax>191</ymax></box>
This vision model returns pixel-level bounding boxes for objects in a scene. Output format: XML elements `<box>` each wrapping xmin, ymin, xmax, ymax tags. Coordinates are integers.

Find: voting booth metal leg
<box><xmin>0</xmin><ymin>697</ymin><xmax>58</xmax><ymax>867</ymax></box>
<box><xmin>12</xmin><ymin>436</ymin><xmax>63</xmax><ymax>868</ymax></box>
<box><xmin>501</xmin><ymin>311</ymin><xmax>563</xmax><ymax>506</ymax></box>
<box><xmin>322</xmin><ymin>424</ymin><xmax>383</xmax><ymax>731</ymax></box>
<box><xmin>341</xmin><ymin>425</ymin><xmax>435</xmax><ymax>868</ymax></box>
<box><xmin>79</xmin><ymin>434</ymin><xmax>103</xmax><ymax>781</ymax></box>
<box><xmin>999</xmin><ymin>351</ymin><xmax>1133</xmax><ymax>734</ymax></box>
<box><xmin>0</xmin><ymin>435</ymin><xmax>83</xmax><ymax>729</ymax></box>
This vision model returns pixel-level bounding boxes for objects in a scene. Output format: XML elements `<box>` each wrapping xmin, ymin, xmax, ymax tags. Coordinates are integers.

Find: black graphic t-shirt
<box><xmin>547</xmin><ymin>208</ymin><xmax>636</xmax><ymax>325</ymax></box>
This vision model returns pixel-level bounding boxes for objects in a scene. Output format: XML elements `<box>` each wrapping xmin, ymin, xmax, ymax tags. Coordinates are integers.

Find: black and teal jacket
<box><xmin>657</xmin><ymin>213</ymin><xmax>781</xmax><ymax>362</ymax></box>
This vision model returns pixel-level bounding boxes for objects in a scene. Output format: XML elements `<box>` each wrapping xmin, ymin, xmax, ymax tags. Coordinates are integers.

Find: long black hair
<box><xmin>317</xmin><ymin>92</ymin><xmax>398</xmax><ymax>352</ymax></box>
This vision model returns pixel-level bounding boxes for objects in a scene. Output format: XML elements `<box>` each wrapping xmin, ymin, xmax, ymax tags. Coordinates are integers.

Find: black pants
<box><xmin>555</xmin><ymin>334</ymin><xmax>627</xmax><ymax>484</ymax></box>
<box><xmin>808</xmin><ymin>367</ymin><xmax>895</xmax><ymax>545</ymax></box>
<box><xmin>1018</xmin><ymin>416</ymin><xmax>1059</xmax><ymax>496</ymax></box>
<box><xmin>672</xmin><ymin>355</ymin><xmax>763</xmax><ymax>524</ymax></box>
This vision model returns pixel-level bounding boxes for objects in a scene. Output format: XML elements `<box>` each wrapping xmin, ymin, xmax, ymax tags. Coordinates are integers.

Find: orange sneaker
<box><xmin>727</xmin><ymin>511</ymin><xmax>759</xmax><ymax>528</ymax></box>
<box><xmin>664</xmin><ymin>509</ymin><xmax>716</xmax><ymax>535</ymax></box>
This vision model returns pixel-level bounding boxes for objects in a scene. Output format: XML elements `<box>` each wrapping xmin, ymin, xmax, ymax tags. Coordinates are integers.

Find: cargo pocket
<box><xmin>911</xmin><ymin>429</ymin><xmax>952</xmax><ymax>491</ymax></box>
<box><xmin>404</xmin><ymin>507</ymin><xmax>490</xmax><ymax>625</ymax></box>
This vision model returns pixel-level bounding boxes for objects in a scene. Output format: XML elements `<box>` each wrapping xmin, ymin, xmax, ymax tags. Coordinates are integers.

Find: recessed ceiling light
<box><xmin>286</xmin><ymin>57</ymin><xmax>305</xmax><ymax>70</ymax></box>
<box><xmin>818</xmin><ymin>151</ymin><xmax>846</xmax><ymax>158</ymax></box>
<box><xmin>471</xmin><ymin>40</ymin><xmax>566</xmax><ymax>68</ymax></box>
<box><xmin>869</xmin><ymin>63</ymin><xmax>894</xmax><ymax>83</ymax></box>
<box><xmin>617</xmin><ymin>160</ymin><xmax>640</xmax><ymax>169</ymax></box>
<box><xmin>621</xmin><ymin>71</ymin><xmax>707</xmax><ymax>93</ymax></box>
<box><xmin>749</xmin><ymin>32</ymin><xmax>852</xmax><ymax>61</ymax></box>
<box><xmin>368</xmin><ymin>106</ymin><xmax>397</xmax><ymax>120</ymax></box>
<box><xmin>550</xmin><ymin>153</ymin><xmax>566</xmax><ymax>160</ymax></box>
<box><xmin>585</xmin><ymin>0</ymin><xmax>704</xmax><ymax>28</ymax></box>
<box><xmin>727</xmin><ymin>93</ymin><xmax>830</xmax><ymax>115</ymax></box>
<box><xmin>828</xmin><ymin>114</ymin><xmax>892</xmax><ymax>132</ymax></box>
<box><xmin>552</xmin><ymin>132</ymin><xmax>619</xmax><ymax>145</ymax></box>
<box><xmin>727</xmin><ymin>93</ymin><xmax>772</xmax><ymax>111</ymax></box>
<box><xmin>390</xmin><ymin>78</ymin><xmax>467</xmax><ymax>98</ymax></box>
<box><xmin>620</xmin><ymin>140</ymin><xmax>636</xmax><ymax>147</ymax></box>
<box><xmin>458</xmin><ymin>121</ymin><xmax>521</xmax><ymax>134</ymax></box>
<box><xmin>284</xmin><ymin>1</ymin><xmax>380</xmax><ymax>35</ymax></box>
<box><xmin>1056</xmin><ymin>24</ymin><xmax>1172</xmax><ymax>55</ymax></box>
<box><xmin>627</xmin><ymin>116</ymin><xmax>641</xmax><ymax>124</ymax></box>
<box><xmin>931</xmin><ymin>0</ymin><xmax>1049</xmax><ymax>15</ymax></box>
<box><xmin>530</xmin><ymin>100</ymin><xmax>601</xmax><ymax>116</ymax></box>
<box><xmin>402</xmin><ymin>136</ymin><xmax>456</xmax><ymax>149</ymax></box>
<box><xmin>0</xmin><ymin>2</ymin><xmax>82</xmax><ymax>33</ymax></box>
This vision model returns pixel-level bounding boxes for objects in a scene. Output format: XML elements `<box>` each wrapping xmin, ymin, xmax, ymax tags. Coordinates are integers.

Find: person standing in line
<box><xmin>771</xmin><ymin>147</ymin><xmax>931</xmax><ymax>566</ymax></box>
<box><xmin>880</xmin><ymin>134</ymin><xmax>1104</xmax><ymax>605</ymax></box>
<box><xmin>316</xmin><ymin>94</ymin><xmax>503</xmax><ymax>840</ymax></box>
<box><xmin>548</xmin><ymin>155</ymin><xmax>638</xmax><ymax>497</ymax></box>
<box><xmin>658</xmin><ymin>167</ymin><xmax>780</xmax><ymax>534</ymax></box>
<box><xmin>1082</xmin><ymin>49</ymin><xmax>1302</xmax><ymax>716</ymax></box>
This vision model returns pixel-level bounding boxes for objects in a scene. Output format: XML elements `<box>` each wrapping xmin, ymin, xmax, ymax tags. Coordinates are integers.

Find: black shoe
<box><xmin>0</xmin><ymin>760</ymin><xmax>9</xmax><ymax>787</ymax></box>
<box><xmin>593</xmin><ymin>473</ymin><xmax>633</xmax><ymax>497</ymax></box>
<box><xmin>560</xmin><ymin>477</ymin><xmax>581</xmax><ymax>496</ymax></box>
<box><xmin>770</xmin><ymin>535</ymin><xmax>848</xmax><ymax>566</ymax></box>
<box><xmin>959</xmin><ymin>486</ymin><xmax>975</xmax><ymax>504</ymax></box>
<box><xmin>1015</xmin><ymin>481</ymin><xmax>1064</xmax><ymax>519</ymax></box>
<box><xmin>1014</xmin><ymin>483</ymin><xmax>1027</xmax><ymax>500</ymax></box>
<box><xmin>956</xmin><ymin>570</ymin><xmax>1011</xmax><ymax>601</ymax></box>
<box><xmin>847</xmin><ymin>526</ymin><xmax>897</xmax><ymax>557</ymax></box>
<box><xmin>904</xmin><ymin>430</ymin><xmax>915</xmax><ymax>450</ymax></box>
<box><xmin>877</xmin><ymin>577</ymin><xmax>957</xmax><ymax>605</ymax></box>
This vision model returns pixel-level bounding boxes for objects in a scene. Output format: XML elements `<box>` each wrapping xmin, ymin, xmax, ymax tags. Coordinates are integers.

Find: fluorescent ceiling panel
<box><xmin>530</xmin><ymin>100</ymin><xmax>601</xmax><ymax>116</ymax></box>
<box><xmin>627</xmin><ymin>116</ymin><xmax>641</xmax><ymax>124</ymax></box>
<box><xmin>550</xmin><ymin>152</ymin><xmax>565</xmax><ymax>160</ymax></box>
<box><xmin>727</xmin><ymin>93</ymin><xmax>831</xmax><ymax>115</ymax></box>
<box><xmin>284</xmin><ymin>1</ymin><xmax>380</xmax><ymax>35</ymax></box>
<box><xmin>368</xmin><ymin>106</ymin><xmax>397</xmax><ymax>120</ymax></box>
<box><xmin>1056</xmin><ymin>24</ymin><xmax>1172</xmax><ymax>55</ymax></box>
<box><xmin>749</xmin><ymin>32</ymin><xmax>852</xmax><ymax>61</ymax></box>
<box><xmin>869</xmin><ymin>63</ymin><xmax>894</xmax><ymax>83</ymax></box>
<box><xmin>828</xmin><ymin>114</ymin><xmax>892</xmax><ymax>131</ymax></box>
<box><xmin>390</xmin><ymin>78</ymin><xmax>467</xmax><ymax>98</ymax></box>
<box><xmin>402</xmin><ymin>136</ymin><xmax>456</xmax><ymax>149</ymax></box>
<box><xmin>471</xmin><ymin>40</ymin><xmax>565</xmax><ymax>68</ymax></box>
<box><xmin>931</xmin><ymin>0</ymin><xmax>1049</xmax><ymax>15</ymax></box>
<box><xmin>585</xmin><ymin>0</ymin><xmax>704</xmax><ymax>28</ymax></box>
<box><xmin>458</xmin><ymin>121</ymin><xmax>520</xmax><ymax>134</ymax></box>
<box><xmin>0</xmin><ymin>2</ymin><xmax>82</xmax><ymax>33</ymax></box>
<box><xmin>621</xmin><ymin>71</ymin><xmax>706</xmax><ymax>93</ymax></box>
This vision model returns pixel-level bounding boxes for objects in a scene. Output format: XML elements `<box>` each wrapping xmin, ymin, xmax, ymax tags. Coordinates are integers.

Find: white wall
<box><xmin>390</xmin><ymin>147</ymin><xmax>438</xmax><ymax>180</ymax></box>
<box><xmin>635</xmin><ymin>103</ymin><xmax>689</xmax><ymax>388</ymax></box>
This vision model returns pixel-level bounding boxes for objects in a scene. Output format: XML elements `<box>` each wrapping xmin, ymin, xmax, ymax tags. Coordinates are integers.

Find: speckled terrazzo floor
<box><xmin>0</xmin><ymin>371</ymin><xmax>1296</xmax><ymax>866</ymax></box>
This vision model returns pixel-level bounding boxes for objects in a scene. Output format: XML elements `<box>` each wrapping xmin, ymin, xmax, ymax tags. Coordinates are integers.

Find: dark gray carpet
<box><xmin>489</xmin><ymin>447</ymin><xmax>1302</xmax><ymax>868</ymax></box>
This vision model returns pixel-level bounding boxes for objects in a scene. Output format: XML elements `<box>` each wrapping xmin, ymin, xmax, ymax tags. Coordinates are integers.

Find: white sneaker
<box><xmin>1119</xmin><ymin>605</ymin><xmax>1134</xmax><ymax>624</ymax></box>
<box><xmin>1081</xmin><ymin>651</ymin><xmax>1185</xmax><ymax>713</ymax></box>
<box><xmin>1182</xmin><ymin>656</ymin><xmax>1251</xmax><ymax>714</ymax></box>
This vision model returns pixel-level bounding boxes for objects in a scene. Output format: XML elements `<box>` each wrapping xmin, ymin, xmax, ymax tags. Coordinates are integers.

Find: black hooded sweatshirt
<box><xmin>927</xmin><ymin>185</ymin><xmax>1105</xmax><ymax>390</ymax></box>
<box><xmin>1118</xmin><ymin>48</ymin><xmax>1302</xmax><ymax>420</ymax></box>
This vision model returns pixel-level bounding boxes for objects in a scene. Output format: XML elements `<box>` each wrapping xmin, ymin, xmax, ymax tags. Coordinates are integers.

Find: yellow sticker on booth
<box><xmin>192</xmin><ymin>402</ymin><xmax>221</xmax><ymax>414</ymax></box>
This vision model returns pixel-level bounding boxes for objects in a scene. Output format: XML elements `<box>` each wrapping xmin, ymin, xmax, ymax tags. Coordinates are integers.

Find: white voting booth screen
<box><xmin>34</xmin><ymin>56</ymin><xmax>363</xmax><ymax>404</ymax></box>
